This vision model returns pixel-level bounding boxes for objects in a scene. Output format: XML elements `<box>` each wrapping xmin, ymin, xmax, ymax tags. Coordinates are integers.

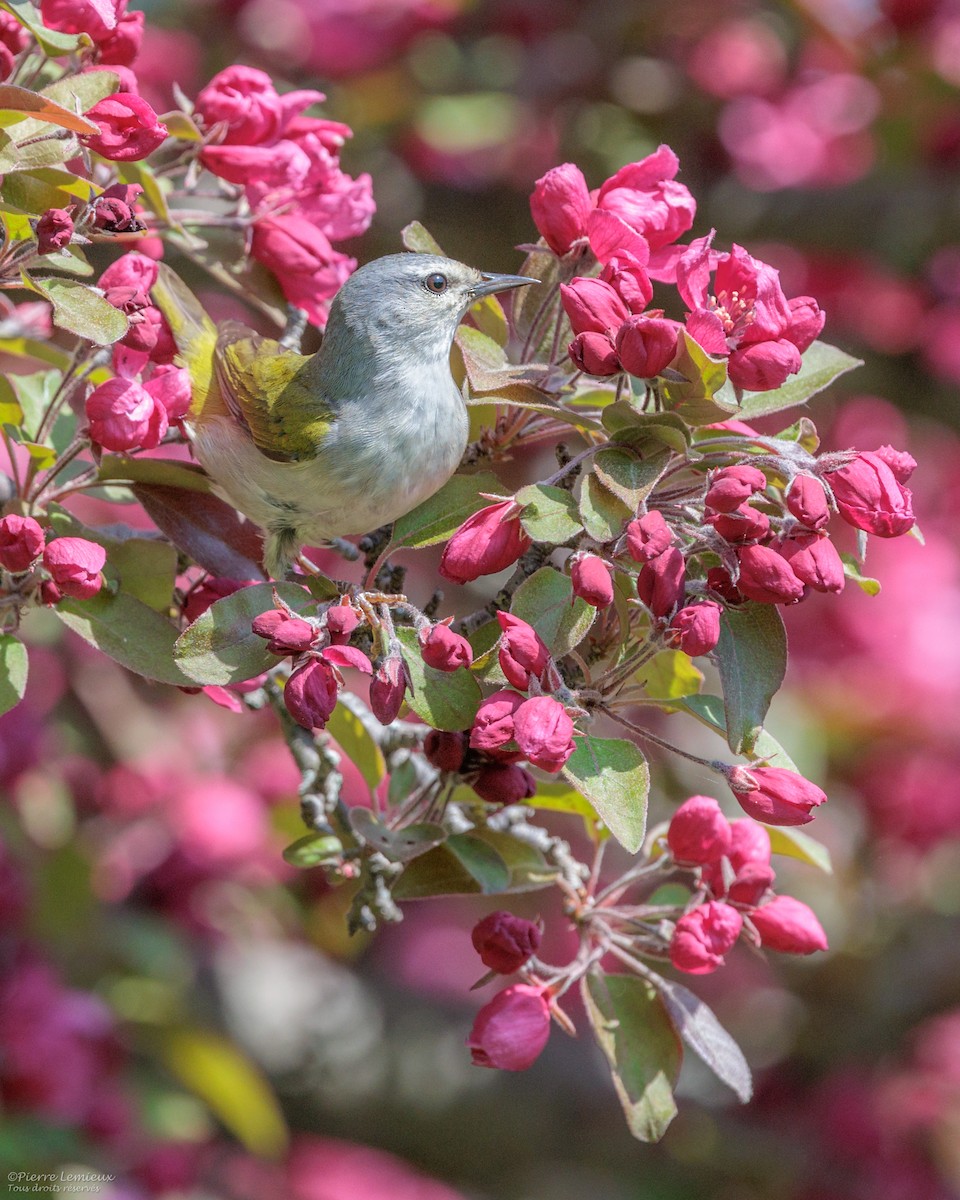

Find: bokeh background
<box><xmin>4</xmin><ymin>0</ymin><xmax>960</xmax><ymax>1197</ymax></box>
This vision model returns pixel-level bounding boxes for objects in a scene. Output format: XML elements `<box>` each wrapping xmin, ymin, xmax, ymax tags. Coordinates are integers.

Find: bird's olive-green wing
<box><xmin>214</xmin><ymin>324</ymin><xmax>332</xmax><ymax>462</ymax></box>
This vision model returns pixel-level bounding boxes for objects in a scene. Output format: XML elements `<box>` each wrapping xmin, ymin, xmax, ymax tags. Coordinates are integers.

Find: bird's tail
<box><xmin>151</xmin><ymin>264</ymin><xmax>223</xmax><ymax>421</ymax></box>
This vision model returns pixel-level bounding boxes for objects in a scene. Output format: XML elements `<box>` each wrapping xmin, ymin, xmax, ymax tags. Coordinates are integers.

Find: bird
<box><xmin>150</xmin><ymin>253</ymin><xmax>535</xmax><ymax>579</ymax></box>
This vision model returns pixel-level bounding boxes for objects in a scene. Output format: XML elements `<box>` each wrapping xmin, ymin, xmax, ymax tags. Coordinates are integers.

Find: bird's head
<box><xmin>327</xmin><ymin>253</ymin><xmax>536</xmax><ymax>361</ymax></box>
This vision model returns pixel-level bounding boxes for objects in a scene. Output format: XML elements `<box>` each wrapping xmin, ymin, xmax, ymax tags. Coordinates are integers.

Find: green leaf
<box><xmin>0</xmin><ymin>0</ymin><xmax>93</xmax><ymax>55</ymax></box>
<box><xmin>653</xmin><ymin>976</ymin><xmax>752</xmax><ymax>1103</ymax></box>
<box><xmin>582</xmin><ymin>971</ymin><xmax>681</xmax><ymax>1143</ymax></box>
<box><xmin>525</xmin><ymin>778</ymin><xmax>606</xmax><ymax>839</ymax></box>
<box><xmin>389</xmin><ymin>469</ymin><xmax>505</xmax><ymax>551</ymax></box>
<box><xmin>0</xmin><ymin>119</ymin><xmax>79</xmax><ymax>172</ymax></box>
<box><xmin>561</xmin><ymin>733</ymin><xmax>649</xmax><ymax>853</ymax></box>
<box><xmin>638</xmin><ymin>649</ymin><xmax>703</xmax><ymax>701</ymax></box>
<box><xmin>173</xmin><ymin>582</ymin><xmax>313</xmax><ymax>685</ymax></box>
<box><xmin>0</xmin><ymin>373</ymin><xmax>22</xmax><ymax>425</ymax></box>
<box><xmin>468</xmin><ymin>293</ymin><xmax>508</xmax><ymax>345</ymax></box>
<box><xmin>0</xmin><ymin>336</ymin><xmax>71</xmax><ymax>371</ymax></box>
<box><xmin>349</xmin><ymin>810</ymin><xmax>446</xmax><ymax>862</ymax></box>
<box><xmin>447</xmin><ymin>832</ymin><xmax>510</xmax><ymax>891</ymax></box>
<box><xmin>99</xmin><ymin>454</ymin><xmax>212</xmax><ymax>492</ymax></box>
<box><xmin>42</xmin><ymin>71</ymin><xmax>119</xmax><ymax>113</ymax></box>
<box><xmin>516</xmin><ymin>483</ymin><xmax>583</xmax><ymax>543</ymax></box>
<box><xmin>0</xmin><ymin>633</ymin><xmax>28</xmax><ymax>716</ymax></box>
<box><xmin>282</xmin><ymin>833</ymin><xmax>343</xmax><ymax>868</ymax></box>
<box><xmin>579</xmin><ymin>472</ymin><xmax>632</xmax><ymax>542</ymax></box>
<box><xmin>607</xmin><ymin>409</ymin><xmax>691</xmax><ymax>454</ymax></box>
<box><xmin>54</xmin><ymin>591</ymin><xmax>196</xmax><ymax>686</ymax></box>
<box><xmin>660</xmin><ymin>330</ymin><xmax>737</xmax><ymax>425</ymax></box>
<box><xmin>736</xmin><ymin>341</ymin><xmax>862</xmax><ymax>421</ymax></box>
<box><xmin>766</xmin><ymin>826</ymin><xmax>832</xmax><ymax>873</ymax></box>
<box><xmin>840</xmin><ymin>553</ymin><xmax>881</xmax><ymax>595</ymax></box>
<box><xmin>162</xmin><ymin>1028</ymin><xmax>287</xmax><ymax>1158</ymax></box>
<box><xmin>28</xmin><ymin>276</ymin><xmax>128</xmax><ymax>344</ymax></box>
<box><xmin>396</xmin><ymin>624</ymin><xmax>482</xmax><ymax>731</ymax></box>
<box><xmin>160</xmin><ymin>110</ymin><xmax>203</xmax><ymax>141</ymax></box>
<box><xmin>401</xmin><ymin>220</ymin><xmax>445</xmax><ymax>256</ymax></box>
<box><xmin>392</xmin><ymin>826</ymin><xmax>553</xmax><ymax>898</ymax></box>
<box><xmin>0</xmin><ymin>83</ymin><xmax>99</xmax><ymax>134</ymax></box>
<box><xmin>2</xmin><ymin>168</ymin><xmax>96</xmax><ymax>217</ymax></box>
<box><xmin>105</xmin><ymin>536</ymin><xmax>177</xmax><ymax>612</ymax></box>
<box><xmin>676</xmin><ymin>694</ymin><xmax>801</xmax><ymax>773</ymax></box>
<box><xmin>715</xmin><ymin>604</ymin><xmax>787</xmax><ymax>755</ymax></box>
<box><xmin>326</xmin><ymin>702</ymin><xmax>385</xmax><ymax>791</ymax></box>
<box><xmin>509</xmin><ymin>565</ymin><xmax>595</xmax><ymax>658</ymax></box>
<box><xmin>593</xmin><ymin>446</ymin><xmax>670</xmax><ymax>509</ymax></box>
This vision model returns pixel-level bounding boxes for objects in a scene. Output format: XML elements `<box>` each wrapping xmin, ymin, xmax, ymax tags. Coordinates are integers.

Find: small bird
<box><xmin>151</xmin><ymin>254</ymin><xmax>534</xmax><ymax>578</ymax></box>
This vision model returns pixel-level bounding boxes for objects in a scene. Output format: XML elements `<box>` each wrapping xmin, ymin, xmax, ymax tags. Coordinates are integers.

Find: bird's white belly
<box><xmin>192</xmin><ymin>380</ymin><xmax>468</xmax><ymax>543</ymax></box>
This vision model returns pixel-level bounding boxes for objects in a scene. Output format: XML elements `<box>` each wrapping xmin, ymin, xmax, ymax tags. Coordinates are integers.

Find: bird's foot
<box><xmin>278</xmin><ymin>304</ymin><xmax>309</xmax><ymax>352</ymax></box>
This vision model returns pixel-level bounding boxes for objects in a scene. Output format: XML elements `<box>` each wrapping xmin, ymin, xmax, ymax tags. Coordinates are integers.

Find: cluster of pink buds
<box><xmin>665</xmin><ymin>795</ymin><xmax>828</xmax><ymax>974</ymax></box>
<box><xmin>0</xmin><ymin>516</ymin><xmax>105</xmax><ymax>606</ymax></box>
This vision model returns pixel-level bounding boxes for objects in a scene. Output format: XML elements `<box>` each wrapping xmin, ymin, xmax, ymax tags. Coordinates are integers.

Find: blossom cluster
<box><xmin>0</xmin><ymin>515</ymin><xmax>105</xmax><ymax>606</ymax></box>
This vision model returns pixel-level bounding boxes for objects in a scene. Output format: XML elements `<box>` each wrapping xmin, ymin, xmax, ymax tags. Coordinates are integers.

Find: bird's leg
<box><xmin>278</xmin><ymin>304</ymin><xmax>309</xmax><ymax>352</ymax></box>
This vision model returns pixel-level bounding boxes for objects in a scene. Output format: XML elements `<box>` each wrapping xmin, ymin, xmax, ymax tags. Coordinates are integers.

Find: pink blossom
<box><xmin>703</xmin><ymin>818</ymin><xmax>775</xmax><ymax>905</ymax></box>
<box><xmin>707</xmin><ymin>503</ymin><xmax>771</xmax><ymax>543</ymax></box>
<box><xmin>369</xmin><ymin>655</ymin><xmax>407</xmax><ymax>725</ymax></box>
<box><xmin>472</xmin><ymin>763</ymin><xmax>536</xmax><ymax>806</ymax></box>
<box><xmin>284</xmin><ymin>658</ymin><xmax>339</xmax><ymax>730</ymax></box>
<box><xmin>570</xmin><ymin>553</ymin><xmax>614</xmax><ymax>608</ymax></box>
<box><xmin>560</xmin><ymin>277</ymin><xmax>630</xmax><ymax>337</ymax></box>
<box><xmin>736</xmin><ymin>544</ymin><xmax>805</xmax><ymax>604</ymax></box>
<box><xmin>616</xmin><ymin>314</ymin><xmax>681</xmax><ymax>378</ymax></box>
<box><xmin>667</xmin><ymin>795</ymin><xmax>732</xmax><ymax>864</ymax></box>
<box><xmin>439</xmin><ymin>501</ymin><xmax>531</xmax><ymax>585</ymax></box>
<box><xmin>470</xmin><ymin>690</ymin><xmax>525</xmax><ymax>753</ymax></box>
<box><xmin>194</xmin><ymin>65</ymin><xmax>324</xmax><ymax>147</ymax></box>
<box><xmin>95</xmin><ymin>8</ymin><xmax>143</xmax><ymax>66</ymax></box>
<box><xmin>201</xmin><ymin>141</ymin><xmax>313</xmax><ymax>189</ymax></box>
<box><xmin>99</xmin><ymin>252</ymin><xmax>176</xmax><ymax>361</ymax></box>
<box><xmin>669</xmin><ymin>600</ymin><xmax>722</xmax><ymax>657</ymax></box>
<box><xmin>467</xmin><ymin>984</ymin><xmax>551</xmax><ymax>1070</ymax></box>
<box><xmin>512</xmin><ymin>696</ymin><xmax>576</xmax><ymax>773</ymax></box>
<box><xmin>786</xmin><ymin>475</ymin><xmax>830</xmax><ymax>530</ymax></box>
<box><xmin>91</xmin><ymin>183</ymin><xmax>144</xmax><ymax>232</ymax></box>
<box><xmin>144</xmin><ymin>365</ymin><xmax>191</xmax><ymax>422</ymax></box>
<box><xmin>82</xmin><ymin>93</ymin><xmax>167</xmax><ymax>162</ymax></box>
<box><xmin>727</xmin><ymin>765</ymin><xmax>827</xmax><ymax>826</ymax></box>
<box><xmin>250</xmin><ymin>214</ymin><xmax>356</xmax><ymax>328</ymax></box>
<box><xmin>530</xmin><ymin>163</ymin><xmax>592</xmax><ymax>256</ymax></box>
<box><xmin>636</xmin><ymin>546</ymin><xmax>686</xmax><ymax>617</ymax></box>
<box><xmin>252</xmin><ymin>611</ymin><xmax>318</xmax><ymax>656</ymax></box>
<box><xmin>625</xmin><ymin>509</ymin><xmax>673</xmax><ymax>563</ymax></box>
<box><xmin>496</xmin><ymin>613</ymin><xmax>550</xmax><ymax>692</ymax></box>
<box><xmin>42</xmin><ymin>537</ymin><xmax>106</xmax><ymax>601</ymax></box>
<box><xmin>36</xmin><ymin>209</ymin><xmax>73</xmax><ymax>254</ymax></box>
<box><xmin>0</xmin><ymin>11</ymin><xmax>29</xmax><ymax>54</ymax></box>
<box><xmin>86</xmin><ymin>377</ymin><xmax>166</xmax><ymax>451</ymax></box>
<box><xmin>325</xmin><ymin>601</ymin><xmax>360</xmax><ymax>643</ymax></box>
<box><xmin>705</xmin><ymin>464</ymin><xmax>768</xmax><ymax>513</ymax></box>
<box><xmin>600</xmin><ymin>252</ymin><xmax>654</xmax><ymax>311</ymax></box>
<box><xmin>873</xmin><ymin>444</ymin><xmax>917</xmax><ymax>484</ymax></box>
<box><xmin>825</xmin><ymin>451</ymin><xmax>915</xmax><ymax>538</ymax></box>
<box><xmin>40</xmin><ymin>0</ymin><xmax>122</xmax><ymax>38</ymax></box>
<box><xmin>670</xmin><ymin>901</ymin><xmax>743</xmax><ymax>974</ymax></box>
<box><xmin>0</xmin><ymin>515</ymin><xmax>45</xmax><ymax>573</ymax></box>
<box><xmin>568</xmin><ymin>331</ymin><xmax>620</xmax><ymax>376</ymax></box>
<box><xmin>777</xmin><ymin>533</ymin><xmax>846</xmax><ymax>594</ymax></box>
<box><xmin>419</xmin><ymin>623</ymin><xmax>473</xmax><ymax>672</ymax></box>
<box><xmin>423</xmin><ymin>730</ymin><xmax>466</xmax><ymax>773</ymax></box>
<box><xmin>472</xmin><ymin>911</ymin><xmax>541</xmax><ymax>974</ymax></box>
<box><xmin>750</xmin><ymin>896</ymin><xmax>828</xmax><ymax>954</ymax></box>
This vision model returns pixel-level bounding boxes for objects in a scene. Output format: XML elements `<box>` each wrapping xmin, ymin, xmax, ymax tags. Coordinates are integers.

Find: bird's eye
<box><xmin>424</xmin><ymin>272</ymin><xmax>448</xmax><ymax>294</ymax></box>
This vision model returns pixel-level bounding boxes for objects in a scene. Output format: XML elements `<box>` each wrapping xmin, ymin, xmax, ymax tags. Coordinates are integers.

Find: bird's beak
<box><xmin>471</xmin><ymin>272</ymin><xmax>538</xmax><ymax>299</ymax></box>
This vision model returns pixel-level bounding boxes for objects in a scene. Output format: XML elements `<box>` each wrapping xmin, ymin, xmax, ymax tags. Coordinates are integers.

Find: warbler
<box><xmin>151</xmin><ymin>254</ymin><xmax>534</xmax><ymax>578</ymax></box>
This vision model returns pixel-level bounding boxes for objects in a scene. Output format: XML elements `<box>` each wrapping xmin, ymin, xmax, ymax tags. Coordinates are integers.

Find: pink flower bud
<box><xmin>728</xmin><ymin>337</ymin><xmax>802</xmax><ymax>392</ymax></box>
<box><xmin>250</xmin><ymin>214</ymin><xmax>356</xmax><ymax>328</ymax></box>
<box><xmin>0</xmin><ymin>515</ymin><xmax>45</xmax><ymax>572</ymax></box>
<box><xmin>615</xmin><ymin>315</ymin><xmax>680</xmax><ymax>378</ymax></box>
<box><xmin>94</xmin><ymin>8</ymin><xmax>144</xmax><ymax>65</ymax></box>
<box><xmin>472</xmin><ymin>762</ymin><xmax>536</xmax><ymax>806</ymax></box>
<box><xmin>467</xmin><ymin>984</ymin><xmax>551</xmax><ymax>1070</ymax></box>
<box><xmin>785</xmin><ymin>475</ymin><xmax>830</xmax><ymax>530</ymax></box>
<box><xmin>776</xmin><ymin>533</ymin><xmax>845</xmax><ymax>594</ymax></box>
<box><xmin>470</xmin><ymin>690</ymin><xmax>524</xmax><ymax>753</ymax></box>
<box><xmin>560</xmin><ymin>277</ymin><xmax>630</xmax><ymax>337</ymax></box>
<box><xmin>636</xmin><ymin>546</ymin><xmax>686</xmax><ymax>618</ymax></box>
<box><xmin>42</xmin><ymin>537</ymin><xmax>106</xmax><ymax>599</ymax></box>
<box><xmin>144</xmin><ymin>365</ymin><xmax>192</xmax><ymax>423</ymax></box>
<box><xmin>86</xmin><ymin>377</ymin><xmax>166</xmax><ymax>451</ymax></box>
<box><xmin>600</xmin><ymin>252</ymin><xmax>653</xmax><ymax>312</ymax></box>
<box><xmin>284</xmin><ymin>657</ymin><xmax>339</xmax><ymax>730</ymax></box>
<box><xmin>785</xmin><ymin>296</ymin><xmax>825</xmax><ymax>353</ymax></box>
<box><xmin>92</xmin><ymin>183</ymin><xmax>144</xmax><ymax>233</ymax></box>
<box><xmin>36</xmin><ymin>208</ymin><xmax>73</xmax><ymax>254</ymax></box>
<box><xmin>750</xmin><ymin>896</ymin><xmax>828</xmax><ymax>954</ymax></box>
<box><xmin>201</xmin><ymin>141</ymin><xmax>312</xmax><ymax>189</ymax></box>
<box><xmin>706</xmin><ymin>504</ymin><xmax>770</xmax><ymax>543</ymax></box>
<box><xmin>570</xmin><ymin>553</ymin><xmax>614</xmax><ymax>608</ymax></box>
<box><xmin>667</xmin><ymin>795</ymin><xmax>732</xmax><ymax>864</ymax></box>
<box><xmin>625</xmin><ymin>510</ymin><xmax>673</xmax><ymax>563</ymax></box>
<box><xmin>568</xmin><ymin>331</ymin><xmax>621</xmax><ymax>376</ymax></box>
<box><xmin>670</xmin><ymin>901</ymin><xmax>743</xmax><ymax>974</ymax></box>
<box><xmin>439</xmin><ymin>501</ymin><xmax>531</xmax><ymax>585</ymax></box>
<box><xmin>873</xmin><ymin>444</ymin><xmax>917</xmax><ymax>484</ymax></box>
<box><xmin>252</xmin><ymin>611</ymin><xmax>318</xmax><ymax>656</ymax></box>
<box><xmin>727</xmin><ymin>765</ymin><xmax>826</xmax><ymax>826</ymax></box>
<box><xmin>705</xmin><ymin>465</ymin><xmax>768</xmax><ymax>513</ymax></box>
<box><xmin>40</xmin><ymin>0</ymin><xmax>122</xmax><ymax>37</ymax></box>
<box><xmin>423</xmin><ymin>730</ymin><xmax>467</xmax><ymax>773</ymax></box>
<box><xmin>99</xmin><ymin>253</ymin><xmax>176</xmax><ymax>362</ymax></box>
<box><xmin>530</xmin><ymin>163</ymin><xmax>592</xmax><ymax>256</ymax></box>
<box><xmin>826</xmin><ymin>451</ymin><xmax>915</xmax><ymax>538</ymax></box>
<box><xmin>325</xmin><ymin>601</ymin><xmax>360</xmax><ymax>644</ymax></box>
<box><xmin>703</xmin><ymin>817</ymin><xmax>774</xmax><ymax>903</ymax></box>
<box><xmin>512</xmin><ymin>696</ymin><xmax>576</xmax><ymax>773</ymax></box>
<box><xmin>82</xmin><ymin>93</ymin><xmax>167</xmax><ymax>162</ymax></box>
<box><xmin>669</xmin><ymin>600</ymin><xmax>722</xmax><ymax>657</ymax></box>
<box><xmin>735</xmin><ymin>544</ymin><xmax>805</xmax><ymax>605</ymax></box>
<box><xmin>472</xmin><ymin>911</ymin><xmax>541</xmax><ymax>974</ymax></box>
<box><xmin>369</xmin><ymin>655</ymin><xmax>407</xmax><ymax>725</ymax></box>
<box><xmin>496</xmin><ymin>612</ymin><xmax>550</xmax><ymax>691</ymax></box>
<box><xmin>420</xmin><ymin>623</ymin><xmax>473</xmax><ymax>672</ymax></box>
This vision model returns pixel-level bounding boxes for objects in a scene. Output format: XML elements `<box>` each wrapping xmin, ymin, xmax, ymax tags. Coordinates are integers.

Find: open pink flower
<box><xmin>194</xmin><ymin>65</ymin><xmax>323</xmax><ymax>147</ymax></box>
<box><xmin>83</xmin><ymin>93</ymin><xmax>167</xmax><ymax>162</ymax></box>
